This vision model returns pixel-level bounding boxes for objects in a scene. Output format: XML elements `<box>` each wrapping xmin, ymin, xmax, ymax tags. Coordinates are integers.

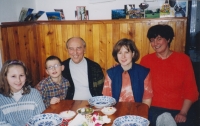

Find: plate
<box><xmin>112</xmin><ymin>115</ymin><xmax>150</xmax><ymax>126</ymax></box>
<box><xmin>77</xmin><ymin>107</ymin><xmax>94</xmax><ymax>115</ymax></box>
<box><xmin>101</xmin><ymin>107</ymin><xmax>117</xmax><ymax>115</ymax></box>
<box><xmin>88</xmin><ymin>96</ymin><xmax>116</xmax><ymax>108</ymax></box>
<box><xmin>59</xmin><ymin>110</ymin><xmax>76</xmax><ymax>119</ymax></box>
<box><xmin>27</xmin><ymin>113</ymin><xmax>63</xmax><ymax>126</ymax></box>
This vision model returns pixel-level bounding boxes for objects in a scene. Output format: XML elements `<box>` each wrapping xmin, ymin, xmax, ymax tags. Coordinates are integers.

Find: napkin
<box><xmin>68</xmin><ymin>114</ymin><xmax>87</xmax><ymax>126</ymax></box>
<box><xmin>156</xmin><ymin>112</ymin><xmax>177</xmax><ymax>126</ymax></box>
<box><xmin>92</xmin><ymin>113</ymin><xmax>111</xmax><ymax>124</ymax></box>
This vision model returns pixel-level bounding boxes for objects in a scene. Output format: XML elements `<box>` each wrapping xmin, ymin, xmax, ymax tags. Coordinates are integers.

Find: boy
<box><xmin>36</xmin><ymin>55</ymin><xmax>70</xmax><ymax>108</ymax></box>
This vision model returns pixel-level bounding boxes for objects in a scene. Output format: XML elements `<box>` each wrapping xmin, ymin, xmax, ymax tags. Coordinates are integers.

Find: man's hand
<box><xmin>50</xmin><ymin>97</ymin><xmax>60</xmax><ymax>104</ymax></box>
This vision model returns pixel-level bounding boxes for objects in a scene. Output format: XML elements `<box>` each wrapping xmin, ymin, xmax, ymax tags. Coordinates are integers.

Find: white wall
<box><xmin>0</xmin><ymin>0</ymin><xmax>159</xmax><ymax>23</ymax></box>
<box><xmin>0</xmin><ymin>0</ymin><xmax>36</xmax><ymax>23</ymax></box>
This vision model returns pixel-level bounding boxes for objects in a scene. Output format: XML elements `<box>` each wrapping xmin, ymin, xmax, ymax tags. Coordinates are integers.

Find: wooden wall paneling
<box><xmin>28</xmin><ymin>25</ymin><xmax>40</xmax><ymax>85</ymax></box>
<box><xmin>134</xmin><ymin>22</ymin><xmax>143</xmax><ymax>63</ymax></box>
<box><xmin>106</xmin><ymin>23</ymin><xmax>113</xmax><ymax>70</ymax></box>
<box><xmin>49</xmin><ymin>24</ymin><xmax>55</xmax><ymax>57</ymax></box>
<box><xmin>44</xmin><ymin>24</ymin><xmax>55</xmax><ymax>77</ymax></box>
<box><xmin>99</xmin><ymin>23</ymin><xmax>107</xmax><ymax>73</ymax></box>
<box><xmin>23</xmin><ymin>26</ymin><xmax>32</xmax><ymax>71</ymax></box>
<box><xmin>72</xmin><ymin>24</ymin><xmax>80</xmax><ymax>37</ymax></box>
<box><xmin>112</xmin><ymin>23</ymin><xmax>120</xmax><ymax>65</ymax></box>
<box><xmin>85</xmin><ymin>24</ymin><xmax>93</xmax><ymax>60</ymax></box>
<box><xmin>7</xmin><ymin>27</ymin><xmax>17</xmax><ymax>60</ymax></box>
<box><xmin>35</xmin><ymin>25</ymin><xmax>43</xmax><ymax>84</ymax></box>
<box><xmin>79</xmin><ymin>24</ymin><xmax>86</xmax><ymax>58</ymax></box>
<box><xmin>17</xmin><ymin>26</ymin><xmax>30</xmax><ymax>67</ymax></box>
<box><xmin>0</xmin><ymin>28</ymin><xmax>8</xmax><ymax>62</ymax></box>
<box><xmin>22</xmin><ymin>25</ymin><xmax>32</xmax><ymax>82</ymax></box>
<box><xmin>168</xmin><ymin>21</ymin><xmax>176</xmax><ymax>51</ymax></box>
<box><xmin>13</xmin><ymin>27</ymin><xmax>22</xmax><ymax>59</ymax></box>
<box><xmin>44</xmin><ymin>24</ymin><xmax>51</xmax><ymax>58</ymax></box>
<box><xmin>120</xmin><ymin>23</ymin><xmax>128</xmax><ymax>38</ymax></box>
<box><xmin>0</xmin><ymin>18</ymin><xmax>187</xmax><ymax>86</ymax></box>
<box><xmin>112</xmin><ymin>23</ymin><xmax>120</xmax><ymax>46</ymax></box>
<box><xmin>93</xmin><ymin>24</ymin><xmax>100</xmax><ymax>62</ymax></box>
<box><xmin>139</xmin><ymin>22</ymin><xmax>151</xmax><ymax>62</ymax></box>
<box><xmin>174</xmin><ymin>21</ymin><xmax>186</xmax><ymax>52</ymax></box>
<box><xmin>54</xmin><ymin>25</ymin><xmax>64</xmax><ymax>60</ymax></box>
<box><xmin>60</xmin><ymin>25</ymin><xmax>69</xmax><ymax>60</ymax></box>
<box><xmin>48</xmin><ymin>25</ymin><xmax>57</xmax><ymax>56</ymax></box>
<box><xmin>64</xmin><ymin>24</ymin><xmax>74</xmax><ymax>59</ymax></box>
<box><xmin>127</xmin><ymin>22</ymin><xmax>135</xmax><ymax>40</ymax></box>
<box><xmin>80</xmin><ymin>24</ymin><xmax>86</xmax><ymax>40</ymax></box>
<box><xmin>38</xmin><ymin>25</ymin><xmax>49</xmax><ymax>79</ymax></box>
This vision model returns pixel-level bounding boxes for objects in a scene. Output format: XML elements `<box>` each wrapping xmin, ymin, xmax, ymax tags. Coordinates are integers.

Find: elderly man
<box><xmin>62</xmin><ymin>37</ymin><xmax>104</xmax><ymax>100</ymax></box>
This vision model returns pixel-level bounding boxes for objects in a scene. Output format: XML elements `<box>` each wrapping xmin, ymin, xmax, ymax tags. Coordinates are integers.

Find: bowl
<box><xmin>101</xmin><ymin>107</ymin><xmax>117</xmax><ymax>115</ymax></box>
<box><xmin>59</xmin><ymin>110</ymin><xmax>76</xmax><ymax>120</ymax></box>
<box><xmin>76</xmin><ymin>107</ymin><xmax>94</xmax><ymax>115</ymax></box>
<box><xmin>88</xmin><ymin>96</ymin><xmax>116</xmax><ymax>108</ymax></box>
<box><xmin>27</xmin><ymin>113</ymin><xmax>63</xmax><ymax>126</ymax></box>
<box><xmin>112</xmin><ymin>115</ymin><xmax>150</xmax><ymax>126</ymax></box>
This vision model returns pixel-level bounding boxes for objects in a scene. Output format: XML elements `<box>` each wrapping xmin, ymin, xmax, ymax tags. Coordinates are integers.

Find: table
<box><xmin>43</xmin><ymin>100</ymin><xmax>149</xmax><ymax>126</ymax></box>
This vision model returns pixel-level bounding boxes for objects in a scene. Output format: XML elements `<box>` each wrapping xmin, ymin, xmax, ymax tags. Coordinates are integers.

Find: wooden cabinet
<box><xmin>0</xmin><ymin>18</ymin><xmax>187</xmax><ymax>86</ymax></box>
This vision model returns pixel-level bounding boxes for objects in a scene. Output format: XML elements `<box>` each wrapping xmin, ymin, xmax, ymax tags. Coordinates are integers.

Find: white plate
<box><xmin>88</xmin><ymin>96</ymin><xmax>116</xmax><ymax>108</ymax></box>
<box><xmin>112</xmin><ymin>115</ymin><xmax>150</xmax><ymax>126</ymax></box>
<box><xmin>59</xmin><ymin>110</ymin><xmax>76</xmax><ymax>119</ymax></box>
<box><xmin>101</xmin><ymin>107</ymin><xmax>117</xmax><ymax>115</ymax></box>
<box><xmin>27</xmin><ymin>113</ymin><xmax>63</xmax><ymax>126</ymax></box>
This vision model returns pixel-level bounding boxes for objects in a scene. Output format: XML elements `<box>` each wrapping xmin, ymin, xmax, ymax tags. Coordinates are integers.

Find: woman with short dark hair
<box><xmin>140</xmin><ymin>24</ymin><xmax>199</xmax><ymax>126</ymax></box>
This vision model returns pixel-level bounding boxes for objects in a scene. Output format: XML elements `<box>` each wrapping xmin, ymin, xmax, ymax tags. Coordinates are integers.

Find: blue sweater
<box><xmin>0</xmin><ymin>88</ymin><xmax>45</xmax><ymax>126</ymax></box>
<box><xmin>107</xmin><ymin>63</ymin><xmax>149</xmax><ymax>102</ymax></box>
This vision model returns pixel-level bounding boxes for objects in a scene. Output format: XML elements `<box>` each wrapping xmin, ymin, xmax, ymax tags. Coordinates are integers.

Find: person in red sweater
<box><xmin>140</xmin><ymin>24</ymin><xmax>199</xmax><ymax>126</ymax></box>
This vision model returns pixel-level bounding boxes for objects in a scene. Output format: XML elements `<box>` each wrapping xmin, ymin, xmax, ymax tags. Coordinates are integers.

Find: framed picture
<box><xmin>19</xmin><ymin>7</ymin><xmax>34</xmax><ymax>22</ymax></box>
<box><xmin>76</xmin><ymin>6</ymin><xmax>87</xmax><ymax>20</ymax></box>
<box><xmin>145</xmin><ymin>8</ymin><xmax>160</xmax><ymax>18</ymax></box>
<box><xmin>54</xmin><ymin>9</ymin><xmax>65</xmax><ymax>20</ymax></box>
<box><xmin>111</xmin><ymin>9</ymin><xmax>126</xmax><ymax>19</ymax></box>
<box><xmin>46</xmin><ymin>12</ymin><xmax>61</xmax><ymax>21</ymax></box>
<box><xmin>75</xmin><ymin>10</ymin><xmax>89</xmax><ymax>20</ymax></box>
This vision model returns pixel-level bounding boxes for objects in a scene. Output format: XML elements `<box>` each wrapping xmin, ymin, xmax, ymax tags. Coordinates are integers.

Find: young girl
<box><xmin>0</xmin><ymin>60</ymin><xmax>45</xmax><ymax>126</ymax></box>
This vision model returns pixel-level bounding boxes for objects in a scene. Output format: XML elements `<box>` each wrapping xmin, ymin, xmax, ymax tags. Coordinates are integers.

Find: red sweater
<box><xmin>140</xmin><ymin>52</ymin><xmax>199</xmax><ymax>110</ymax></box>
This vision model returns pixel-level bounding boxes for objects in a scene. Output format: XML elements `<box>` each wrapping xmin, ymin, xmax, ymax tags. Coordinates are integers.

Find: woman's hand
<box><xmin>175</xmin><ymin>112</ymin><xmax>187</xmax><ymax>123</ymax></box>
<box><xmin>50</xmin><ymin>97</ymin><xmax>60</xmax><ymax>104</ymax></box>
<box><xmin>175</xmin><ymin>99</ymin><xmax>192</xmax><ymax>123</ymax></box>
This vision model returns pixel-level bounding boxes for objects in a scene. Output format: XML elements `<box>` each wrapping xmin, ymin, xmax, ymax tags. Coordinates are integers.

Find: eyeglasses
<box><xmin>8</xmin><ymin>60</ymin><xmax>23</xmax><ymax>65</ymax></box>
<box><xmin>46</xmin><ymin>64</ymin><xmax>61</xmax><ymax>70</ymax></box>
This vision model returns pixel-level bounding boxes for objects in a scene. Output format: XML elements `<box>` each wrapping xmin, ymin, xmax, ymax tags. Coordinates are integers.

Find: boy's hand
<box><xmin>50</xmin><ymin>97</ymin><xmax>60</xmax><ymax>104</ymax></box>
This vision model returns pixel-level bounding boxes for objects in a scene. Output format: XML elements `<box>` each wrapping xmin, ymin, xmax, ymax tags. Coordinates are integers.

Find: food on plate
<box><xmin>77</xmin><ymin>107</ymin><xmax>94</xmax><ymax>115</ymax></box>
